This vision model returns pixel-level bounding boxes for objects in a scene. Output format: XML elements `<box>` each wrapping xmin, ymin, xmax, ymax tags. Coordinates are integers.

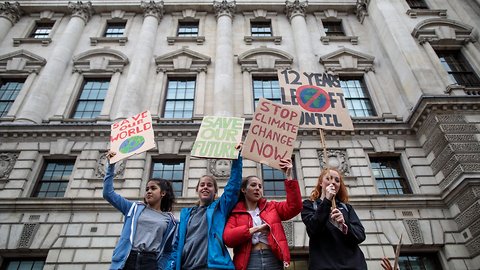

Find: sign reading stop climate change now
<box><xmin>242</xmin><ymin>98</ymin><xmax>301</xmax><ymax>170</ymax></box>
<box><xmin>278</xmin><ymin>69</ymin><xmax>354</xmax><ymax>130</ymax></box>
<box><xmin>191</xmin><ymin>116</ymin><xmax>245</xmax><ymax>159</ymax></box>
<box><xmin>109</xmin><ymin>110</ymin><xmax>155</xmax><ymax>164</ymax></box>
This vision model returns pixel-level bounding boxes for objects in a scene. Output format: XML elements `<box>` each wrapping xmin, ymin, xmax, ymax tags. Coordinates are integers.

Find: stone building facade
<box><xmin>0</xmin><ymin>0</ymin><xmax>479</xmax><ymax>269</ymax></box>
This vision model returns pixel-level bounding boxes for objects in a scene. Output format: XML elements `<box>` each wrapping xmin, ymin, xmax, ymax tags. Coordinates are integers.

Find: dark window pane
<box><xmin>370</xmin><ymin>156</ymin><xmax>411</xmax><ymax>195</ymax></box>
<box><xmin>72</xmin><ymin>79</ymin><xmax>110</xmax><ymax>119</ymax></box>
<box><xmin>251</xmin><ymin>21</ymin><xmax>272</xmax><ymax>37</ymax></box>
<box><xmin>262</xmin><ymin>161</ymin><xmax>296</xmax><ymax>197</ymax></box>
<box><xmin>340</xmin><ymin>77</ymin><xmax>376</xmax><ymax>117</ymax></box>
<box><xmin>323</xmin><ymin>21</ymin><xmax>345</xmax><ymax>36</ymax></box>
<box><xmin>435</xmin><ymin>50</ymin><xmax>480</xmax><ymax>87</ymax></box>
<box><xmin>151</xmin><ymin>159</ymin><xmax>185</xmax><ymax>196</ymax></box>
<box><xmin>406</xmin><ymin>0</ymin><xmax>429</xmax><ymax>9</ymax></box>
<box><xmin>163</xmin><ymin>78</ymin><xmax>195</xmax><ymax>119</ymax></box>
<box><xmin>104</xmin><ymin>21</ymin><xmax>126</xmax><ymax>37</ymax></box>
<box><xmin>33</xmin><ymin>161</ymin><xmax>74</xmax><ymax>198</ymax></box>
<box><xmin>30</xmin><ymin>22</ymin><xmax>54</xmax><ymax>38</ymax></box>
<box><xmin>177</xmin><ymin>21</ymin><xmax>199</xmax><ymax>37</ymax></box>
<box><xmin>0</xmin><ymin>79</ymin><xmax>25</xmax><ymax>117</ymax></box>
<box><xmin>252</xmin><ymin>77</ymin><xmax>282</xmax><ymax>108</ymax></box>
<box><xmin>399</xmin><ymin>253</ymin><xmax>442</xmax><ymax>270</ymax></box>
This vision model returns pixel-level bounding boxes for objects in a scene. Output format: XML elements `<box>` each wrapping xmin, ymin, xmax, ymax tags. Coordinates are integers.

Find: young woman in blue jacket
<box><xmin>103</xmin><ymin>152</ymin><xmax>177</xmax><ymax>270</ymax></box>
<box><xmin>175</xmin><ymin>152</ymin><xmax>243</xmax><ymax>270</ymax></box>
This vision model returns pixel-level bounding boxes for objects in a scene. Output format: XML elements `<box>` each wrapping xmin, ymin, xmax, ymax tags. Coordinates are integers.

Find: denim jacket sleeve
<box><xmin>102</xmin><ymin>162</ymin><xmax>133</xmax><ymax>215</ymax></box>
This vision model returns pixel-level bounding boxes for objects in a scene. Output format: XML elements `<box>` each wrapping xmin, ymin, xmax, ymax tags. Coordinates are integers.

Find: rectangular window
<box><xmin>251</xmin><ymin>21</ymin><xmax>272</xmax><ymax>37</ymax></box>
<box><xmin>323</xmin><ymin>21</ymin><xmax>345</xmax><ymax>36</ymax></box>
<box><xmin>72</xmin><ymin>79</ymin><xmax>110</xmax><ymax>119</ymax></box>
<box><xmin>29</xmin><ymin>21</ymin><xmax>54</xmax><ymax>38</ymax></box>
<box><xmin>340</xmin><ymin>77</ymin><xmax>376</xmax><ymax>117</ymax></box>
<box><xmin>252</xmin><ymin>77</ymin><xmax>281</xmax><ymax>108</ymax></box>
<box><xmin>177</xmin><ymin>21</ymin><xmax>199</xmax><ymax>37</ymax></box>
<box><xmin>163</xmin><ymin>78</ymin><xmax>195</xmax><ymax>119</ymax></box>
<box><xmin>151</xmin><ymin>159</ymin><xmax>185</xmax><ymax>197</ymax></box>
<box><xmin>104</xmin><ymin>21</ymin><xmax>126</xmax><ymax>37</ymax></box>
<box><xmin>370</xmin><ymin>156</ymin><xmax>412</xmax><ymax>195</ymax></box>
<box><xmin>399</xmin><ymin>253</ymin><xmax>442</xmax><ymax>270</ymax></box>
<box><xmin>406</xmin><ymin>0</ymin><xmax>429</xmax><ymax>9</ymax></box>
<box><xmin>262</xmin><ymin>158</ymin><xmax>296</xmax><ymax>197</ymax></box>
<box><xmin>0</xmin><ymin>79</ymin><xmax>24</xmax><ymax>117</ymax></box>
<box><xmin>1</xmin><ymin>258</ymin><xmax>45</xmax><ymax>270</ymax></box>
<box><xmin>436</xmin><ymin>50</ymin><xmax>480</xmax><ymax>87</ymax></box>
<box><xmin>33</xmin><ymin>160</ymin><xmax>74</xmax><ymax>198</ymax></box>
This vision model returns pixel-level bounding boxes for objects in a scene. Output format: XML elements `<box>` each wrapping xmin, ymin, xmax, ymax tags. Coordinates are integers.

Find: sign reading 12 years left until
<box><xmin>278</xmin><ymin>69</ymin><xmax>354</xmax><ymax>130</ymax></box>
<box><xmin>109</xmin><ymin>110</ymin><xmax>156</xmax><ymax>164</ymax></box>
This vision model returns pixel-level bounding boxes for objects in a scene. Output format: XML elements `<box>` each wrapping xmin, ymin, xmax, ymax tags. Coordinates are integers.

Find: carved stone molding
<box><xmin>68</xmin><ymin>1</ymin><xmax>93</xmax><ymax>23</ymax></box>
<box><xmin>320</xmin><ymin>47</ymin><xmax>375</xmax><ymax>73</ymax></box>
<box><xmin>0</xmin><ymin>2</ymin><xmax>21</xmax><ymax>24</ymax></box>
<box><xmin>141</xmin><ymin>1</ymin><xmax>164</xmax><ymax>21</ymax></box>
<box><xmin>0</xmin><ymin>50</ymin><xmax>46</xmax><ymax>74</ymax></box>
<box><xmin>213</xmin><ymin>0</ymin><xmax>236</xmax><ymax>19</ymax></box>
<box><xmin>208</xmin><ymin>159</ymin><xmax>231</xmax><ymax>177</ymax></box>
<box><xmin>285</xmin><ymin>0</ymin><xmax>308</xmax><ymax>20</ymax></box>
<box><xmin>0</xmin><ymin>153</ymin><xmax>17</xmax><ymax>184</ymax></box>
<box><xmin>282</xmin><ymin>221</ymin><xmax>294</xmax><ymax>246</ymax></box>
<box><xmin>238</xmin><ymin>47</ymin><xmax>293</xmax><ymax>72</ymax></box>
<box><xmin>412</xmin><ymin>18</ymin><xmax>475</xmax><ymax>46</ymax></box>
<box><xmin>155</xmin><ymin>47</ymin><xmax>211</xmax><ymax>73</ymax></box>
<box><xmin>72</xmin><ymin>48</ymin><xmax>129</xmax><ymax>73</ymax></box>
<box><xmin>404</xmin><ymin>219</ymin><xmax>424</xmax><ymax>244</ymax></box>
<box><xmin>17</xmin><ymin>223</ymin><xmax>39</xmax><ymax>249</ymax></box>
<box><xmin>355</xmin><ymin>0</ymin><xmax>368</xmax><ymax>24</ymax></box>
<box><xmin>95</xmin><ymin>153</ymin><xmax>125</xmax><ymax>179</ymax></box>
<box><xmin>317</xmin><ymin>149</ymin><xmax>350</xmax><ymax>176</ymax></box>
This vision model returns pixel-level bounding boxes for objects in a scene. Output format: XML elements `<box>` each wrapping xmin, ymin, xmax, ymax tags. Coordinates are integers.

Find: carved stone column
<box><xmin>0</xmin><ymin>2</ymin><xmax>21</xmax><ymax>41</ymax></box>
<box><xmin>212</xmin><ymin>0</ymin><xmax>236</xmax><ymax>116</ymax></box>
<box><xmin>285</xmin><ymin>0</ymin><xmax>316</xmax><ymax>71</ymax></box>
<box><xmin>15</xmin><ymin>1</ymin><xmax>93</xmax><ymax>123</ymax></box>
<box><xmin>421</xmin><ymin>40</ymin><xmax>452</xmax><ymax>89</ymax></box>
<box><xmin>115</xmin><ymin>1</ymin><xmax>164</xmax><ymax>119</ymax></box>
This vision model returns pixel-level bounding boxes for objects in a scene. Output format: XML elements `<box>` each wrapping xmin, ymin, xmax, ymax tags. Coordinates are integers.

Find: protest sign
<box><xmin>242</xmin><ymin>98</ymin><xmax>301</xmax><ymax>170</ymax></box>
<box><xmin>278</xmin><ymin>69</ymin><xmax>354</xmax><ymax>130</ymax></box>
<box><xmin>191</xmin><ymin>116</ymin><xmax>245</xmax><ymax>159</ymax></box>
<box><xmin>109</xmin><ymin>110</ymin><xmax>155</xmax><ymax>164</ymax></box>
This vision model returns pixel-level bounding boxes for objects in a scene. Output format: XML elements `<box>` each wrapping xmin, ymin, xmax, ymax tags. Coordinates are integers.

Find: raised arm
<box><xmin>102</xmin><ymin>152</ymin><xmax>133</xmax><ymax>215</ymax></box>
<box><xmin>272</xmin><ymin>158</ymin><xmax>302</xmax><ymax>220</ymax></box>
<box><xmin>218</xmin><ymin>155</ymin><xmax>243</xmax><ymax>214</ymax></box>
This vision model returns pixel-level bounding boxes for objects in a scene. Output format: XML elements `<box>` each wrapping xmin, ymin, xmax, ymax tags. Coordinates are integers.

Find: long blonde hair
<box><xmin>310</xmin><ymin>168</ymin><xmax>349</xmax><ymax>203</ymax></box>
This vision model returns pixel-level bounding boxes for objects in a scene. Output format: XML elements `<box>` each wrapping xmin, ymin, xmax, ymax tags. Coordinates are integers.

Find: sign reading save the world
<box><xmin>278</xmin><ymin>69</ymin><xmax>354</xmax><ymax>130</ymax></box>
<box><xmin>109</xmin><ymin>110</ymin><xmax>156</xmax><ymax>164</ymax></box>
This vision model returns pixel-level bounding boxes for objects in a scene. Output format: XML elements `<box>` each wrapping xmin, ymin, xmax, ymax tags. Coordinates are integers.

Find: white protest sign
<box><xmin>109</xmin><ymin>110</ymin><xmax>155</xmax><ymax>164</ymax></box>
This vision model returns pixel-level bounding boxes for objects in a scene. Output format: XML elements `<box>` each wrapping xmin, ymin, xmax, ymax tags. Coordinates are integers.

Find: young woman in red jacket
<box><xmin>223</xmin><ymin>158</ymin><xmax>303</xmax><ymax>270</ymax></box>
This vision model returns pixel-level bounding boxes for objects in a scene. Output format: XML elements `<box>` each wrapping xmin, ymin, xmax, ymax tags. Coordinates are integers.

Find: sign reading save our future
<box><xmin>109</xmin><ymin>110</ymin><xmax>156</xmax><ymax>164</ymax></box>
<box><xmin>242</xmin><ymin>98</ymin><xmax>301</xmax><ymax>170</ymax></box>
<box><xmin>278</xmin><ymin>69</ymin><xmax>354</xmax><ymax>130</ymax></box>
<box><xmin>191</xmin><ymin>116</ymin><xmax>245</xmax><ymax>159</ymax></box>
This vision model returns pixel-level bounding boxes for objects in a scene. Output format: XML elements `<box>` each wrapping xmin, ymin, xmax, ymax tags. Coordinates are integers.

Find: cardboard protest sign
<box><xmin>191</xmin><ymin>116</ymin><xmax>245</xmax><ymax>159</ymax></box>
<box><xmin>109</xmin><ymin>110</ymin><xmax>155</xmax><ymax>164</ymax></box>
<box><xmin>242</xmin><ymin>98</ymin><xmax>301</xmax><ymax>170</ymax></box>
<box><xmin>278</xmin><ymin>69</ymin><xmax>354</xmax><ymax>130</ymax></box>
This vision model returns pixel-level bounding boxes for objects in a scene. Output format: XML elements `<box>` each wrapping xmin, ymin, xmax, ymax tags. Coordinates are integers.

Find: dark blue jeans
<box><xmin>123</xmin><ymin>250</ymin><xmax>157</xmax><ymax>270</ymax></box>
<box><xmin>247</xmin><ymin>249</ymin><xmax>283</xmax><ymax>270</ymax></box>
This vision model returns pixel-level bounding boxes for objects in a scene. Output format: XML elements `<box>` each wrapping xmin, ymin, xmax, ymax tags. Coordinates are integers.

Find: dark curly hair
<box><xmin>144</xmin><ymin>179</ymin><xmax>175</xmax><ymax>212</ymax></box>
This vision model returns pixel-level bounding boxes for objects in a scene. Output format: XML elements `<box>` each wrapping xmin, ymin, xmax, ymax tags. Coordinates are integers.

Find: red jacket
<box><xmin>223</xmin><ymin>179</ymin><xmax>302</xmax><ymax>270</ymax></box>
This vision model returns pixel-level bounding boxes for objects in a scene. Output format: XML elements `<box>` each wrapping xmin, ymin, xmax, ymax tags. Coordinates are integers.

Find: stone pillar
<box><xmin>0</xmin><ymin>2</ymin><xmax>21</xmax><ymax>42</ymax></box>
<box><xmin>194</xmin><ymin>69</ymin><xmax>207</xmax><ymax>116</ymax></box>
<box><xmin>212</xmin><ymin>0</ymin><xmax>235</xmax><ymax>116</ymax></box>
<box><xmin>286</xmin><ymin>0</ymin><xmax>316</xmax><ymax>71</ymax></box>
<box><xmin>464</xmin><ymin>42</ymin><xmax>480</xmax><ymax>69</ymax></box>
<box><xmin>15</xmin><ymin>1</ymin><xmax>93</xmax><ymax>123</ymax></box>
<box><xmin>149</xmin><ymin>70</ymin><xmax>166</xmax><ymax>117</ymax></box>
<box><xmin>421</xmin><ymin>40</ymin><xmax>452</xmax><ymax>88</ymax></box>
<box><xmin>115</xmin><ymin>1</ymin><xmax>163</xmax><ymax>119</ymax></box>
<box><xmin>365</xmin><ymin>70</ymin><xmax>393</xmax><ymax>118</ymax></box>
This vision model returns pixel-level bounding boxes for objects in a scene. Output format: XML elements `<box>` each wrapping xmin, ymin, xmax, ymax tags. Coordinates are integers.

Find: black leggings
<box><xmin>123</xmin><ymin>250</ymin><xmax>157</xmax><ymax>270</ymax></box>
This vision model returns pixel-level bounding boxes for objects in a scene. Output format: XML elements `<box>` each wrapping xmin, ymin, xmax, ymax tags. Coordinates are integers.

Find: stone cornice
<box><xmin>0</xmin><ymin>194</ymin><xmax>447</xmax><ymax>212</ymax></box>
<box><xmin>213</xmin><ymin>0</ymin><xmax>236</xmax><ymax>19</ymax></box>
<box><xmin>68</xmin><ymin>1</ymin><xmax>93</xmax><ymax>24</ymax></box>
<box><xmin>285</xmin><ymin>0</ymin><xmax>308</xmax><ymax>20</ymax></box>
<box><xmin>0</xmin><ymin>1</ymin><xmax>21</xmax><ymax>24</ymax></box>
<box><xmin>140</xmin><ymin>0</ymin><xmax>164</xmax><ymax>21</ymax></box>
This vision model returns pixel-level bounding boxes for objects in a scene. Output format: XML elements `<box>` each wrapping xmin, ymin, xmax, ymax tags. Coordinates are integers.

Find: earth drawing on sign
<box><xmin>296</xmin><ymin>85</ymin><xmax>331</xmax><ymax>112</ymax></box>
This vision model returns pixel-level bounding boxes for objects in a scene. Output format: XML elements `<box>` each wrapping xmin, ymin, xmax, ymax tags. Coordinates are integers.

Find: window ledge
<box><xmin>321</xmin><ymin>35</ymin><xmax>358</xmax><ymax>45</ymax></box>
<box><xmin>90</xmin><ymin>37</ymin><xmax>128</xmax><ymax>46</ymax></box>
<box><xmin>167</xmin><ymin>36</ymin><xmax>205</xmax><ymax>45</ymax></box>
<box><xmin>445</xmin><ymin>84</ymin><xmax>480</xmax><ymax>96</ymax></box>
<box><xmin>244</xmin><ymin>36</ymin><xmax>282</xmax><ymax>45</ymax></box>
<box><xmin>406</xmin><ymin>9</ymin><xmax>447</xmax><ymax>18</ymax></box>
<box><xmin>13</xmin><ymin>37</ymin><xmax>52</xmax><ymax>47</ymax></box>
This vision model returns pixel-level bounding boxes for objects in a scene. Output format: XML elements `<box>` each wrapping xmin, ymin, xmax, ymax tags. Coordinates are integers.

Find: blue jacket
<box><xmin>175</xmin><ymin>157</ymin><xmax>243</xmax><ymax>270</ymax></box>
<box><xmin>103</xmin><ymin>163</ymin><xmax>177</xmax><ymax>270</ymax></box>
